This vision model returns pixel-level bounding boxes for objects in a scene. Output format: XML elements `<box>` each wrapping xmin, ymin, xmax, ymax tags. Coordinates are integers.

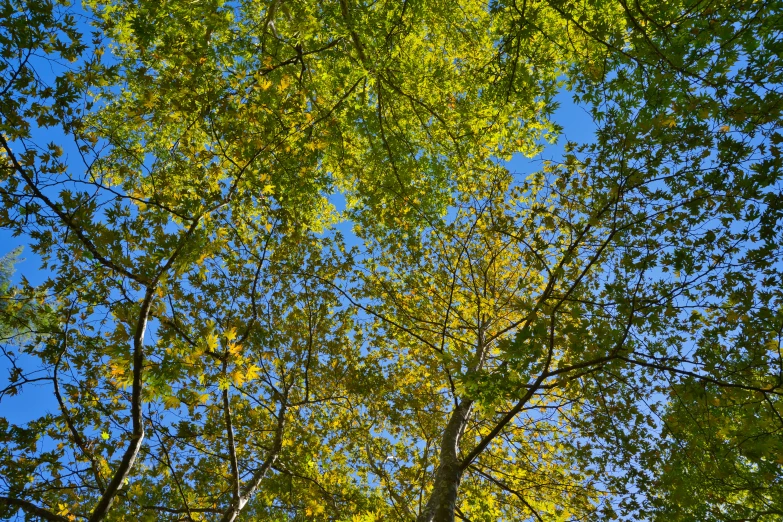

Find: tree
<box><xmin>344</xmin><ymin>0</ymin><xmax>783</xmax><ymax>519</ymax></box>
<box><xmin>1</xmin><ymin>0</ymin><xmax>782</xmax><ymax>521</ymax></box>
<box><xmin>1</xmin><ymin>0</ymin><xmax>565</xmax><ymax>519</ymax></box>
<box><xmin>543</xmin><ymin>0</ymin><xmax>783</xmax><ymax>518</ymax></box>
<box><xmin>351</xmin><ymin>167</ymin><xmax>623</xmax><ymax>520</ymax></box>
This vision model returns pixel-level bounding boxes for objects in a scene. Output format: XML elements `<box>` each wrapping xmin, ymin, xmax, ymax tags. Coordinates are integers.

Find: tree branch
<box><xmin>469</xmin><ymin>465</ymin><xmax>543</xmax><ymax>522</ymax></box>
<box><xmin>88</xmin><ymin>286</ymin><xmax>155</xmax><ymax>522</ymax></box>
<box><xmin>0</xmin><ymin>496</ymin><xmax>71</xmax><ymax>522</ymax></box>
<box><xmin>219</xmin><ymin>392</ymin><xmax>288</xmax><ymax>522</ymax></box>
<box><xmin>54</xmin><ymin>353</ymin><xmax>106</xmax><ymax>494</ymax></box>
<box><xmin>0</xmin><ymin>134</ymin><xmax>151</xmax><ymax>286</ymax></box>
<box><xmin>619</xmin><ymin>355</ymin><xmax>783</xmax><ymax>396</ymax></box>
<box><xmin>223</xmin><ymin>388</ymin><xmax>241</xmax><ymax>504</ymax></box>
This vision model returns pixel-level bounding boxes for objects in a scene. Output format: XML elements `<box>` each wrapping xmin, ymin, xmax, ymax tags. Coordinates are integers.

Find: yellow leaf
<box><xmin>231</xmin><ymin>369</ymin><xmax>246</xmax><ymax>387</ymax></box>
<box><xmin>109</xmin><ymin>363</ymin><xmax>125</xmax><ymax>380</ymax></box>
<box><xmin>163</xmin><ymin>395</ymin><xmax>181</xmax><ymax>409</ymax></box>
<box><xmin>246</xmin><ymin>364</ymin><xmax>260</xmax><ymax>381</ymax></box>
<box><xmin>224</xmin><ymin>327</ymin><xmax>237</xmax><ymax>342</ymax></box>
<box><xmin>206</xmin><ymin>331</ymin><xmax>219</xmax><ymax>351</ymax></box>
<box><xmin>660</xmin><ymin>115</ymin><xmax>676</xmax><ymax>128</ymax></box>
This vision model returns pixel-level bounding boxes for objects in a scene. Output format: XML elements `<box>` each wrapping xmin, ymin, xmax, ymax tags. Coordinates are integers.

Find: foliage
<box><xmin>0</xmin><ymin>247</ymin><xmax>24</xmax><ymax>341</ymax></box>
<box><xmin>0</xmin><ymin>0</ymin><xmax>782</xmax><ymax>520</ymax></box>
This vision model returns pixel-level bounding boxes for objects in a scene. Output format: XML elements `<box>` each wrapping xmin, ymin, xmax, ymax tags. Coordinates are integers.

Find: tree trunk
<box><xmin>417</xmin><ymin>399</ymin><xmax>473</xmax><ymax>522</ymax></box>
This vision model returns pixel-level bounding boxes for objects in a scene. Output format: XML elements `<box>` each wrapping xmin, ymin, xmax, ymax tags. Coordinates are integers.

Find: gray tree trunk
<box><xmin>417</xmin><ymin>399</ymin><xmax>473</xmax><ymax>522</ymax></box>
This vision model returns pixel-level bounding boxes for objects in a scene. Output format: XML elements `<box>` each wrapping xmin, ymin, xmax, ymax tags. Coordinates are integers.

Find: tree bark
<box><xmin>417</xmin><ymin>399</ymin><xmax>473</xmax><ymax>522</ymax></box>
<box><xmin>219</xmin><ymin>399</ymin><xmax>287</xmax><ymax>522</ymax></box>
<box><xmin>89</xmin><ymin>288</ymin><xmax>154</xmax><ymax>522</ymax></box>
<box><xmin>0</xmin><ymin>497</ymin><xmax>70</xmax><ymax>522</ymax></box>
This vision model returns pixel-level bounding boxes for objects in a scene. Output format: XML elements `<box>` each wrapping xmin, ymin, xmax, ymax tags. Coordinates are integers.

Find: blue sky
<box><xmin>0</xmin><ymin>84</ymin><xmax>597</xmax><ymax>431</ymax></box>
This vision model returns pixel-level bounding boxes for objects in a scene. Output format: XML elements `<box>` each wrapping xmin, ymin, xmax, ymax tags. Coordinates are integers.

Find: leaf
<box><xmin>2</xmin><ymin>0</ymin><xmax>781</xmax><ymax>521</ymax></box>
<box><xmin>245</xmin><ymin>364</ymin><xmax>260</xmax><ymax>382</ymax></box>
<box><xmin>163</xmin><ymin>396</ymin><xmax>181</xmax><ymax>409</ymax></box>
<box><xmin>205</xmin><ymin>331</ymin><xmax>219</xmax><ymax>352</ymax></box>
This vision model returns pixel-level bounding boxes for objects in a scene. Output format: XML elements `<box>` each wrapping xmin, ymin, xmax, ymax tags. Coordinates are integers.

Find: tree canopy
<box><xmin>1</xmin><ymin>0</ymin><xmax>782</xmax><ymax>520</ymax></box>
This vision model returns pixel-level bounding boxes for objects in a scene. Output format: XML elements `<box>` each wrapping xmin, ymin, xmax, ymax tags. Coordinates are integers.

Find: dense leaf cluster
<box><xmin>1</xmin><ymin>0</ymin><xmax>782</xmax><ymax>520</ymax></box>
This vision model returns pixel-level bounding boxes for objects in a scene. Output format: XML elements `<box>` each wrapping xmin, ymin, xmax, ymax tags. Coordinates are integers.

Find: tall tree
<box><xmin>1</xmin><ymin>0</ymin><xmax>782</xmax><ymax>520</ymax></box>
<box><xmin>351</xmin><ymin>166</ymin><xmax>626</xmax><ymax>521</ymax></box>
<box><xmin>0</xmin><ymin>0</ymin><xmax>566</xmax><ymax>519</ymax></box>
<box><xmin>348</xmin><ymin>0</ymin><xmax>783</xmax><ymax>519</ymax></box>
